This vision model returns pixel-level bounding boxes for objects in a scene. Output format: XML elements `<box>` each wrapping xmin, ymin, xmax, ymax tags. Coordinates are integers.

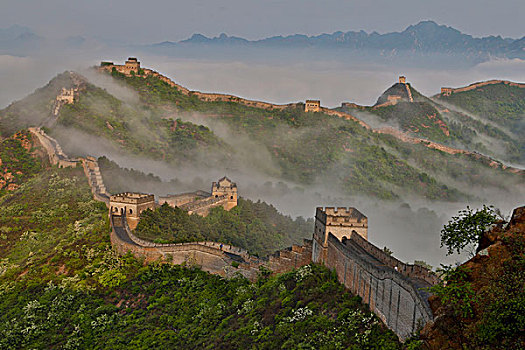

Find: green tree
<box><xmin>440</xmin><ymin>205</ymin><xmax>499</xmax><ymax>255</ymax></box>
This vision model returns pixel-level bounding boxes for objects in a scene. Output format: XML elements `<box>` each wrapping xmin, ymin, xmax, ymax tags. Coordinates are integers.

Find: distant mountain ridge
<box><xmin>0</xmin><ymin>25</ymin><xmax>44</xmax><ymax>55</ymax></box>
<box><xmin>155</xmin><ymin>21</ymin><xmax>524</xmax><ymax>61</ymax></box>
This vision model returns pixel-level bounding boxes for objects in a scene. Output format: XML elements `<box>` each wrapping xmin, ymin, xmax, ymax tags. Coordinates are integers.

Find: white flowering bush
<box><xmin>295</xmin><ymin>265</ymin><xmax>313</xmax><ymax>282</ymax></box>
<box><xmin>283</xmin><ymin>306</ymin><xmax>313</xmax><ymax>323</ymax></box>
<box><xmin>237</xmin><ymin>299</ymin><xmax>254</xmax><ymax>315</ymax></box>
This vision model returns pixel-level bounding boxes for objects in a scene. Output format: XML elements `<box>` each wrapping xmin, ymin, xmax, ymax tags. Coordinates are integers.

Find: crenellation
<box><xmin>110</xmin><ymin>192</ymin><xmax>155</xmax><ymax>229</ymax></box>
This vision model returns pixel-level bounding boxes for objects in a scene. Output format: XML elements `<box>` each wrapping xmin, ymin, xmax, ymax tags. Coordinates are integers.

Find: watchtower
<box><xmin>441</xmin><ymin>87</ymin><xmax>453</xmax><ymax>96</ymax></box>
<box><xmin>305</xmin><ymin>100</ymin><xmax>321</xmax><ymax>113</ymax></box>
<box><xmin>211</xmin><ymin>176</ymin><xmax>238</xmax><ymax>210</ymax></box>
<box><xmin>110</xmin><ymin>192</ymin><xmax>155</xmax><ymax>229</ymax></box>
<box><xmin>125</xmin><ymin>57</ymin><xmax>140</xmax><ymax>72</ymax></box>
<box><xmin>399</xmin><ymin>76</ymin><xmax>406</xmax><ymax>84</ymax></box>
<box><xmin>312</xmin><ymin>206</ymin><xmax>368</xmax><ymax>263</ymax></box>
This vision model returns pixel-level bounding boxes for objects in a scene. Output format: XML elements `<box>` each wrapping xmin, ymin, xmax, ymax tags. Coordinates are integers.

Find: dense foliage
<box><xmin>135</xmin><ymin>199</ymin><xmax>313</xmax><ymax>256</ymax></box>
<box><xmin>344</xmin><ymin>81</ymin><xmax>525</xmax><ymax>165</ymax></box>
<box><xmin>440</xmin><ymin>83</ymin><xmax>525</xmax><ymax>129</ymax></box>
<box><xmin>367</xmin><ymin>102</ymin><xmax>449</xmax><ymax>142</ymax></box>
<box><xmin>0</xmin><ymin>167</ymin><xmax>405</xmax><ymax>349</ymax></box>
<box><xmin>0</xmin><ymin>262</ymin><xmax>404</xmax><ymax>349</ymax></box>
<box><xmin>56</xmin><ymin>80</ymin><xmax>229</xmax><ymax>165</ymax></box>
<box><xmin>438</xmin><ymin>83</ymin><xmax>525</xmax><ymax>164</ymax></box>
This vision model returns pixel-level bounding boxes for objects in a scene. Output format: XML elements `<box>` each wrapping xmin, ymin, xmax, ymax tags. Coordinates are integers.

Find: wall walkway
<box><xmin>109</xmin><ymin>212</ymin><xmax>312</xmax><ymax>281</ymax></box>
<box><xmin>322</xmin><ymin>232</ymin><xmax>435</xmax><ymax>340</ymax></box>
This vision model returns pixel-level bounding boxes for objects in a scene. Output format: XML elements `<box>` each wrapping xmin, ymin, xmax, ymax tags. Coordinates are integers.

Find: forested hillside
<box><xmin>0</xmin><ymin>166</ymin><xmax>405</xmax><ymax>349</ymax></box>
<box><xmin>342</xmin><ymin>81</ymin><xmax>525</xmax><ymax>165</ymax></box>
<box><xmin>0</xmin><ymin>68</ymin><xmax>523</xmax><ymax>204</ymax></box>
<box><xmin>135</xmin><ymin>199</ymin><xmax>313</xmax><ymax>256</ymax></box>
<box><xmin>0</xmin><ymin>130</ymin><xmax>44</xmax><ymax>196</ymax></box>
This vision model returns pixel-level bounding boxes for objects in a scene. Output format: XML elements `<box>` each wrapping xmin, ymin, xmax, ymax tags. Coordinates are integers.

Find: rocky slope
<box><xmin>0</xmin><ymin>129</ymin><xmax>45</xmax><ymax>195</ymax></box>
<box><xmin>420</xmin><ymin>206</ymin><xmax>525</xmax><ymax>349</ymax></box>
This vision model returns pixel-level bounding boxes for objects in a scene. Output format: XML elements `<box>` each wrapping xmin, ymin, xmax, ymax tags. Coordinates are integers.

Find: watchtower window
<box><xmin>230</xmin><ymin>196</ymin><xmax>233</xmax><ymax>199</ymax></box>
<box><xmin>129</xmin><ymin>209</ymin><xmax>133</xmax><ymax>214</ymax></box>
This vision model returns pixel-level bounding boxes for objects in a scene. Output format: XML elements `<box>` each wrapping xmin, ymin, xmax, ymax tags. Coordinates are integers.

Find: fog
<box><xmin>3</xmin><ymin>51</ymin><xmax>525</xmax><ymax>109</ymax></box>
<box><xmin>1</xmin><ymin>45</ymin><xmax>524</xmax><ymax>268</ymax></box>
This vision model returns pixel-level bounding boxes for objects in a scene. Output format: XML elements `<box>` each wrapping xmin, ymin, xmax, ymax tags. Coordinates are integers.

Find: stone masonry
<box><xmin>110</xmin><ymin>192</ymin><xmax>156</xmax><ymax>229</ymax></box>
<box><xmin>313</xmin><ymin>206</ymin><xmax>437</xmax><ymax>340</ymax></box>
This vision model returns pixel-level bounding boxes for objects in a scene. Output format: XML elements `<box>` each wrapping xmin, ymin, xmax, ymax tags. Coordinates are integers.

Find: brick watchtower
<box><xmin>211</xmin><ymin>176</ymin><xmax>238</xmax><ymax>210</ymax></box>
<box><xmin>312</xmin><ymin>207</ymin><xmax>368</xmax><ymax>263</ymax></box>
<box><xmin>110</xmin><ymin>192</ymin><xmax>155</xmax><ymax>229</ymax></box>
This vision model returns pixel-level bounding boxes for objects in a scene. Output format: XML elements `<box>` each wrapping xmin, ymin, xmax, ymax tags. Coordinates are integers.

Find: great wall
<box><xmin>19</xmin><ymin>60</ymin><xmax>525</xmax><ymax>339</ymax></box>
<box><xmin>26</xmin><ymin>124</ymin><xmax>439</xmax><ymax>340</ymax></box>
<box><xmin>440</xmin><ymin>79</ymin><xmax>525</xmax><ymax>96</ymax></box>
<box><xmin>97</xmin><ymin>58</ymin><xmax>525</xmax><ymax>175</ymax></box>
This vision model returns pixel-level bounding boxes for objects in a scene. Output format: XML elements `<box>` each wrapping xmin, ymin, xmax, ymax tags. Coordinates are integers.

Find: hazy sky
<box><xmin>2</xmin><ymin>0</ymin><xmax>524</xmax><ymax>43</ymax></box>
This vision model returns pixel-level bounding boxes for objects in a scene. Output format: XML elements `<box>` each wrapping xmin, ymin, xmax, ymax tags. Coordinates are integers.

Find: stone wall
<box><xmin>82</xmin><ymin>156</ymin><xmax>110</xmax><ymax>205</ymax></box>
<box><xmin>441</xmin><ymin>79</ymin><xmax>525</xmax><ymax>95</ymax></box>
<box><xmin>347</xmin><ymin>230</ymin><xmax>440</xmax><ymax>285</ymax></box>
<box><xmin>110</xmin><ymin>212</ymin><xmax>312</xmax><ymax>281</ymax></box>
<box><xmin>98</xmin><ymin>62</ymin><xmax>295</xmax><ymax>111</ymax></box>
<box><xmin>158</xmin><ymin>191</ymin><xmax>209</xmax><ymax>207</ymax></box>
<box><xmin>179</xmin><ymin>194</ymin><xmax>230</xmax><ymax>216</ymax></box>
<box><xmin>28</xmin><ymin>127</ymin><xmax>82</xmax><ymax>168</ymax></box>
<box><xmin>53</xmin><ymin>87</ymin><xmax>78</xmax><ymax>116</ymax></box>
<box><xmin>323</xmin><ymin>232</ymin><xmax>434</xmax><ymax>340</ymax></box>
<box><xmin>237</xmin><ymin>241</ymin><xmax>313</xmax><ymax>280</ymax></box>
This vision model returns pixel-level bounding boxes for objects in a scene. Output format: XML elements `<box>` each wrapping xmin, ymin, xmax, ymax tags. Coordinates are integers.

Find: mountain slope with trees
<box><xmin>342</xmin><ymin>80</ymin><xmax>525</xmax><ymax>165</ymax></box>
<box><xmin>1</xmin><ymin>68</ymin><xmax>522</xmax><ymax>203</ymax></box>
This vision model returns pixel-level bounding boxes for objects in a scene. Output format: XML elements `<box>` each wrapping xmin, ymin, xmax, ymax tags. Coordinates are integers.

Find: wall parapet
<box><xmin>110</xmin><ymin>212</ymin><xmax>312</xmax><ymax>281</ymax></box>
<box><xmin>347</xmin><ymin>231</ymin><xmax>440</xmax><ymax>286</ymax></box>
<box><xmin>440</xmin><ymin>79</ymin><xmax>525</xmax><ymax>96</ymax></box>
<box><xmin>325</xmin><ymin>233</ymin><xmax>434</xmax><ymax>340</ymax></box>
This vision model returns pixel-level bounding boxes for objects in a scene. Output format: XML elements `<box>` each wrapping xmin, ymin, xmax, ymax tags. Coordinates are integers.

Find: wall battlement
<box><xmin>313</xmin><ymin>206</ymin><xmax>437</xmax><ymax>340</ymax></box>
<box><xmin>314</xmin><ymin>207</ymin><xmax>368</xmax><ymax>246</ymax></box>
<box><xmin>305</xmin><ymin>100</ymin><xmax>321</xmax><ymax>112</ymax></box>
<box><xmin>110</xmin><ymin>192</ymin><xmax>155</xmax><ymax>204</ymax></box>
<box><xmin>439</xmin><ymin>79</ymin><xmax>525</xmax><ymax>96</ymax></box>
<box><xmin>325</xmin><ymin>232</ymin><xmax>434</xmax><ymax>340</ymax></box>
<box><xmin>110</xmin><ymin>212</ymin><xmax>313</xmax><ymax>281</ymax></box>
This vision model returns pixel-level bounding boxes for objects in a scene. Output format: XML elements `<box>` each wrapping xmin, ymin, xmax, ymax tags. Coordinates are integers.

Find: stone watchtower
<box><xmin>305</xmin><ymin>100</ymin><xmax>321</xmax><ymax>113</ymax></box>
<box><xmin>441</xmin><ymin>87</ymin><xmax>453</xmax><ymax>96</ymax></box>
<box><xmin>211</xmin><ymin>176</ymin><xmax>238</xmax><ymax>210</ymax></box>
<box><xmin>399</xmin><ymin>76</ymin><xmax>406</xmax><ymax>84</ymax></box>
<box><xmin>312</xmin><ymin>207</ymin><xmax>368</xmax><ymax>263</ymax></box>
<box><xmin>110</xmin><ymin>192</ymin><xmax>155</xmax><ymax>229</ymax></box>
<box><xmin>125</xmin><ymin>57</ymin><xmax>140</xmax><ymax>73</ymax></box>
